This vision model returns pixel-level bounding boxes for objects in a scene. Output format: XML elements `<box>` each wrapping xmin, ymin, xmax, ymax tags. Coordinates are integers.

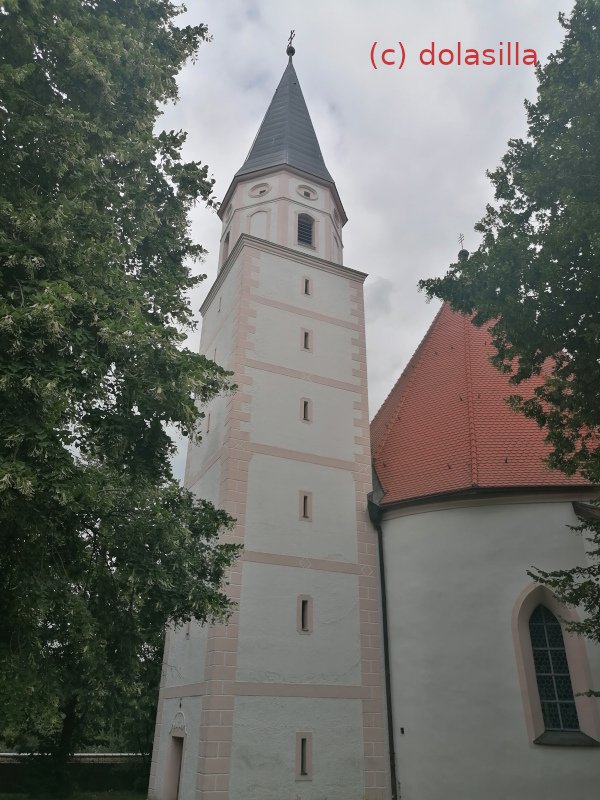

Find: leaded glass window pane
<box><xmin>529</xmin><ymin>624</ymin><xmax>547</xmax><ymax>648</ymax></box>
<box><xmin>533</xmin><ymin>649</ymin><xmax>551</xmax><ymax>672</ymax></box>
<box><xmin>528</xmin><ymin>605</ymin><xmax>580</xmax><ymax>732</ymax></box>
<box><xmin>541</xmin><ymin>701</ymin><xmax>561</xmax><ymax>729</ymax></box>
<box><xmin>555</xmin><ymin>674</ymin><xmax>574</xmax><ymax>700</ymax></box>
<box><xmin>550</xmin><ymin>650</ymin><xmax>568</xmax><ymax>673</ymax></box>
<box><xmin>560</xmin><ymin>702</ymin><xmax>579</xmax><ymax>730</ymax></box>
<box><xmin>546</xmin><ymin>624</ymin><xmax>565</xmax><ymax>648</ymax></box>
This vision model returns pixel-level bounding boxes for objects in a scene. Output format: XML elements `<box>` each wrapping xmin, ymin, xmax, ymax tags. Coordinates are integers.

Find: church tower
<box><xmin>149</xmin><ymin>42</ymin><xmax>389</xmax><ymax>800</ymax></box>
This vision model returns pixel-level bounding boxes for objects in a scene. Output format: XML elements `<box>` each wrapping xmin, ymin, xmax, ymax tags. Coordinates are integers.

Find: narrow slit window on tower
<box><xmin>300</xmin><ymin>737</ymin><xmax>308</xmax><ymax>773</ymax></box>
<box><xmin>302</xmin><ymin>329</ymin><xmax>312</xmax><ymax>351</ymax></box>
<box><xmin>301</xmin><ymin>398</ymin><xmax>312</xmax><ymax>422</ymax></box>
<box><xmin>297</xmin><ymin>595</ymin><xmax>313</xmax><ymax>634</ymax></box>
<box><xmin>298</xmin><ymin>213</ymin><xmax>314</xmax><ymax>246</ymax></box>
<box><xmin>303</xmin><ymin>277</ymin><xmax>311</xmax><ymax>296</ymax></box>
<box><xmin>222</xmin><ymin>231</ymin><xmax>230</xmax><ymax>262</ymax></box>
<box><xmin>295</xmin><ymin>732</ymin><xmax>312</xmax><ymax>780</ymax></box>
<box><xmin>299</xmin><ymin>491</ymin><xmax>312</xmax><ymax>521</ymax></box>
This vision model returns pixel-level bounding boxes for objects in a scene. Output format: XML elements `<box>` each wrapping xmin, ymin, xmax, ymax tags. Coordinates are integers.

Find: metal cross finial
<box><xmin>288</xmin><ymin>30</ymin><xmax>295</xmax><ymax>48</ymax></box>
<box><xmin>458</xmin><ymin>233</ymin><xmax>465</xmax><ymax>249</ymax></box>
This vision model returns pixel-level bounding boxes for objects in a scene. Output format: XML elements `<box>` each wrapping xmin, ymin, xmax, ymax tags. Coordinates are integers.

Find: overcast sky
<box><xmin>163</xmin><ymin>0</ymin><xmax>575</xmax><ymax>479</ymax></box>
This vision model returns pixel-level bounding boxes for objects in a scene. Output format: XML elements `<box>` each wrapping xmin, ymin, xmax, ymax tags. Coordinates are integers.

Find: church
<box><xmin>148</xmin><ymin>42</ymin><xmax>600</xmax><ymax>800</ymax></box>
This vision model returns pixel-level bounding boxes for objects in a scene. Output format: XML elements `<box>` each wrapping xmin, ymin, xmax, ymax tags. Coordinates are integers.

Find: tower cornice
<box><xmin>200</xmin><ymin>233</ymin><xmax>366</xmax><ymax>316</ymax></box>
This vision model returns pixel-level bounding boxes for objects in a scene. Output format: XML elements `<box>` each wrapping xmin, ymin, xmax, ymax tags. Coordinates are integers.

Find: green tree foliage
<box><xmin>0</xmin><ymin>0</ymin><xmax>239</xmax><ymax>788</ymax></box>
<box><xmin>420</xmin><ymin>1</ymin><xmax>600</xmax><ymax>648</ymax></box>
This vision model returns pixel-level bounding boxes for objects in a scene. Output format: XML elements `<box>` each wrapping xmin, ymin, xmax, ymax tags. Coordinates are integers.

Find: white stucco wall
<box><xmin>184</xmin><ymin>255</ymin><xmax>242</xmax><ymax>491</ymax></box>
<box><xmin>236</xmin><ymin>561</ymin><xmax>361</xmax><ymax>685</ymax></box>
<box><xmin>244</xmin><ymin>453</ymin><xmax>358</xmax><ymax>562</ymax></box>
<box><xmin>163</xmin><ymin>620</ymin><xmax>208</xmax><ymax>689</ymax></box>
<box><xmin>251</xmin><ymin>302</ymin><xmax>358</xmax><ymax>385</ymax></box>
<box><xmin>200</xmin><ymin>258</ymin><xmax>240</xmax><ymax>369</ymax></box>
<box><xmin>186</xmin><ymin>458</ymin><xmax>221</xmax><ymax>505</ymax></box>
<box><xmin>382</xmin><ymin>498</ymin><xmax>600</xmax><ymax>800</ymax></box>
<box><xmin>229</xmin><ymin>697</ymin><xmax>364</xmax><ymax>800</ymax></box>
<box><xmin>153</xmin><ymin>696</ymin><xmax>202</xmax><ymax>800</ymax></box>
<box><xmin>255</xmin><ymin>251</ymin><xmax>356</xmax><ymax>322</ymax></box>
<box><xmin>246</xmin><ymin>367</ymin><xmax>357</xmax><ymax>461</ymax></box>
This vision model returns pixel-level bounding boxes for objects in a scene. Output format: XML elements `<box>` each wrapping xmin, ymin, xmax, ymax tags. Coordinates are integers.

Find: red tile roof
<box><xmin>371</xmin><ymin>304</ymin><xmax>588</xmax><ymax>506</ymax></box>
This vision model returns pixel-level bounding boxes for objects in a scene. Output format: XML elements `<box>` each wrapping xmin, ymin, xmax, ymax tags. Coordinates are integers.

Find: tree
<box><xmin>0</xmin><ymin>0</ymin><xmax>239</xmax><ymax>790</ymax></box>
<box><xmin>419</xmin><ymin>1</ymin><xmax>600</xmax><ymax>647</ymax></box>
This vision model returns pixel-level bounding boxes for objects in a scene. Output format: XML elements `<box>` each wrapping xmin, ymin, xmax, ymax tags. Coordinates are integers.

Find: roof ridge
<box><xmin>372</xmin><ymin>303</ymin><xmax>445</xmax><ymax>463</ymax></box>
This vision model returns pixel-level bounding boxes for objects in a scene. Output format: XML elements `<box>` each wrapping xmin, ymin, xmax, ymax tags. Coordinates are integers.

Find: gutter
<box><xmin>368</xmin><ymin>494</ymin><xmax>398</xmax><ymax>800</ymax></box>
<box><xmin>379</xmin><ymin>483</ymin><xmax>594</xmax><ymax>514</ymax></box>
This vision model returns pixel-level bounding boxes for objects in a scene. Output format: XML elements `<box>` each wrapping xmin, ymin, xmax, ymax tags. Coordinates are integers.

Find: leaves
<box><xmin>0</xmin><ymin>0</ymin><xmax>238</xmax><ymax>781</ymax></box>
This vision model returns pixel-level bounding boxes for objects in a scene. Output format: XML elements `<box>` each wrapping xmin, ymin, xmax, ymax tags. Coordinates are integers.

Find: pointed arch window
<box><xmin>298</xmin><ymin>214</ymin><xmax>314</xmax><ymax>246</ymax></box>
<box><xmin>529</xmin><ymin>605</ymin><xmax>580</xmax><ymax>732</ymax></box>
<box><xmin>512</xmin><ymin>584</ymin><xmax>600</xmax><ymax>747</ymax></box>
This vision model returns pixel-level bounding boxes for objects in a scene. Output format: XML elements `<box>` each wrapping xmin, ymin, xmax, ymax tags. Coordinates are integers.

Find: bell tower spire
<box><xmin>218</xmin><ymin>40</ymin><xmax>346</xmax><ymax>269</ymax></box>
<box><xmin>234</xmin><ymin>34</ymin><xmax>333</xmax><ymax>184</ymax></box>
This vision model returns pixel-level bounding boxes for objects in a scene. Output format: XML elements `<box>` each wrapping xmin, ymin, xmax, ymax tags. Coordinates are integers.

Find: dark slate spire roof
<box><xmin>235</xmin><ymin>55</ymin><xmax>333</xmax><ymax>184</ymax></box>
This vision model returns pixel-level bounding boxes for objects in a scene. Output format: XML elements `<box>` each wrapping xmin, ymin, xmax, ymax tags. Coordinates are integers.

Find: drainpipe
<box><xmin>368</xmin><ymin>495</ymin><xmax>398</xmax><ymax>800</ymax></box>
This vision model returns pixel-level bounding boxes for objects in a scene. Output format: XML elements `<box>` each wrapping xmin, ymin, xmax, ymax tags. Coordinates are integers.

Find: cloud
<box><xmin>365</xmin><ymin>277</ymin><xmax>395</xmax><ymax>320</ymax></box>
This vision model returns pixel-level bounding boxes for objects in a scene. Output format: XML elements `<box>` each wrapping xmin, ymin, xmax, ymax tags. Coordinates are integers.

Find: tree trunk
<box><xmin>50</xmin><ymin>695</ymin><xmax>78</xmax><ymax>797</ymax></box>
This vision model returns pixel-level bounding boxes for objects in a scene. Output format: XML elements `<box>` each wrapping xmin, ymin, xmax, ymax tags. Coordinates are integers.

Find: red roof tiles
<box><xmin>371</xmin><ymin>304</ymin><xmax>588</xmax><ymax>506</ymax></box>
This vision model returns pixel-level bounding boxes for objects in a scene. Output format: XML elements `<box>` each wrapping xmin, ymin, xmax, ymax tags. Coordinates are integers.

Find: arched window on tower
<box><xmin>529</xmin><ymin>605</ymin><xmax>580</xmax><ymax>733</ymax></box>
<box><xmin>298</xmin><ymin>214</ymin><xmax>314</xmax><ymax>246</ymax></box>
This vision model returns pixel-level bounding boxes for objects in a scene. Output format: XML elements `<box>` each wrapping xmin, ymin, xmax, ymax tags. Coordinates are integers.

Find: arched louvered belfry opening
<box><xmin>297</xmin><ymin>213</ymin><xmax>314</xmax><ymax>246</ymax></box>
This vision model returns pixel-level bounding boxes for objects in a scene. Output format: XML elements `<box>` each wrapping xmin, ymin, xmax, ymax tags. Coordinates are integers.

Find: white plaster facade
<box><xmin>381</xmin><ymin>496</ymin><xmax>600</xmax><ymax>800</ymax></box>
